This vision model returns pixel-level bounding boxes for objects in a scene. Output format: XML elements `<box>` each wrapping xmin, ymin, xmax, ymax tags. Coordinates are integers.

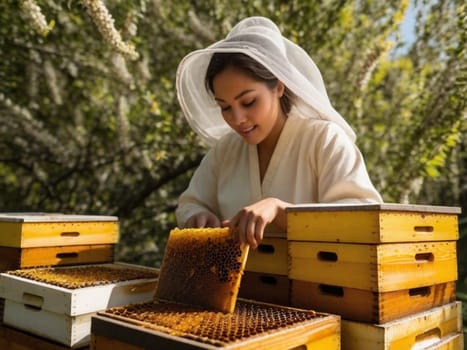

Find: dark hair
<box><xmin>205</xmin><ymin>52</ymin><xmax>294</xmax><ymax>114</ymax></box>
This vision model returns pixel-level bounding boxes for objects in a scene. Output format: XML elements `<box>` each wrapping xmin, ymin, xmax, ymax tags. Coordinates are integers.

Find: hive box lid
<box><xmin>0</xmin><ymin>213</ymin><xmax>119</xmax><ymax>247</ymax></box>
<box><xmin>287</xmin><ymin>203</ymin><xmax>461</xmax><ymax>243</ymax></box>
<box><xmin>0</xmin><ymin>263</ymin><xmax>159</xmax><ymax>316</ymax></box>
<box><xmin>0</xmin><ymin>213</ymin><xmax>118</xmax><ymax>222</ymax></box>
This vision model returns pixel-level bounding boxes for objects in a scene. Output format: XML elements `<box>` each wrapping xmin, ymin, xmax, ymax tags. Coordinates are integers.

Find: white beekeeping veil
<box><xmin>176</xmin><ymin>16</ymin><xmax>356</xmax><ymax>147</ymax></box>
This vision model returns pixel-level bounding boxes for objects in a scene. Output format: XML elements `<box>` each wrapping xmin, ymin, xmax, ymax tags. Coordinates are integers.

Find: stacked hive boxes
<box><xmin>239</xmin><ymin>232</ymin><xmax>290</xmax><ymax>306</ymax></box>
<box><xmin>0</xmin><ymin>213</ymin><xmax>159</xmax><ymax>349</ymax></box>
<box><xmin>457</xmin><ymin>216</ymin><xmax>467</xmax><ymax>349</ymax></box>
<box><xmin>287</xmin><ymin>203</ymin><xmax>464</xmax><ymax>349</ymax></box>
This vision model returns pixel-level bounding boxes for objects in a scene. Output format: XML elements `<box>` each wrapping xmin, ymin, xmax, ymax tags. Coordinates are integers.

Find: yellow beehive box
<box><xmin>291</xmin><ymin>280</ymin><xmax>456</xmax><ymax>323</ymax></box>
<box><xmin>0</xmin><ymin>213</ymin><xmax>119</xmax><ymax>248</ymax></box>
<box><xmin>0</xmin><ymin>244</ymin><xmax>115</xmax><ymax>271</ymax></box>
<box><xmin>245</xmin><ymin>238</ymin><xmax>288</xmax><ymax>275</ymax></box>
<box><xmin>0</xmin><ymin>263</ymin><xmax>159</xmax><ymax>348</ymax></box>
<box><xmin>90</xmin><ymin>299</ymin><xmax>340</xmax><ymax>349</ymax></box>
<box><xmin>289</xmin><ymin>241</ymin><xmax>457</xmax><ymax>292</ymax></box>
<box><xmin>239</xmin><ymin>271</ymin><xmax>290</xmax><ymax>306</ymax></box>
<box><xmin>287</xmin><ymin>203</ymin><xmax>460</xmax><ymax>243</ymax></box>
<box><xmin>341</xmin><ymin>301</ymin><xmax>463</xmax><ymax>350</ymax></box>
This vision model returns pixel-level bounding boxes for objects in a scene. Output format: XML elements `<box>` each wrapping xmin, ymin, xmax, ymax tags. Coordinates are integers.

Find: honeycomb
<box><xmin>103</xmin><ymin>300</ymin><xmax>319</xmax><ymax>347</ymax></box>
<box><xmin>5</xmin><ymin>265</ymin><xmax>158</xmax><ymax>289</ymax></box>
<box><xmin>155</xmin><ymin>227</ymin><xmax>249</xmax><ymax>313</ymax></box>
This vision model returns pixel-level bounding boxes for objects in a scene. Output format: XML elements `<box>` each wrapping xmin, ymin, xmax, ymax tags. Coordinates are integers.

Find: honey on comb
<box><xmin>5</xmin><ymin>265</ymin><xmax>158</xmax><ymax>289</ymax></box>
<box><xmin>103</xmin><ymin>300</ymin><xmax>318</xmax><ymax>347</ymax></box>
<box><xmin>155</xmin><ymin>227</ymin><xmax>249</xmax><ymax>313</ymax></box>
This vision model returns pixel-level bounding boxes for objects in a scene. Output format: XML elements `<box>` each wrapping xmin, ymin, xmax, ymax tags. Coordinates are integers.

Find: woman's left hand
<box><xmin>223</xmin><ymin>197</ymin><xmax>288</xmax><ymax>250</ymax></box>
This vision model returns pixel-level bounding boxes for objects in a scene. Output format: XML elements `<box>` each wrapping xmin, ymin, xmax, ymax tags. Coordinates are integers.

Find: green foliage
<box><xmin>0</xmin><ymin>0</ymin><xmax>465</xmax><ymax>267</ymax></box>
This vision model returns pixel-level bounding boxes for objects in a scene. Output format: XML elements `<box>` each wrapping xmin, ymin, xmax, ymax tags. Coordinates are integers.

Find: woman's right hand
<box><xmin>185</xmin><ymin>211</ymin><xmax>221</xmax><ymax>228</ymax></box>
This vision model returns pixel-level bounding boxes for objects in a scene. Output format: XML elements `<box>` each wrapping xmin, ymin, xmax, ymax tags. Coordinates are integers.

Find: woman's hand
<box><xmin>223</xmin><ymin>197</ymin><xmax>288</xmax><ymax>250</ymax></box>
<box><xmin>185</xmin><ymin>211</ymin><xmax>221</xmax><ymax>228</ymax></box>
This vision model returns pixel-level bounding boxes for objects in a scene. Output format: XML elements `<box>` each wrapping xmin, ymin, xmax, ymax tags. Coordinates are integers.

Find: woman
<box><xmin>175</xmin><ymin>16</ymin><xmax>382</xmax><ymax>249</ymax></box>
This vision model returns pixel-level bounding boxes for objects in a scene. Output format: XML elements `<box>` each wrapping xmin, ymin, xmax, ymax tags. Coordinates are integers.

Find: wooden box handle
<box><xmin>318</xmin><ymin>284</ymin><xmax>344</xmax><ymax>297</ymax></box>
<box><xmin>317</xmin><ymin>251</ymin><xmax>338</xmax><ymax>262</ymax></box>
<box><xmin>22</xmin><ymin>292</ymin><xmax>44</xmax><ymax>310</ymax></box>
<box><xmin>414</xmin><ymin>226</ymin><xmax>434</xmax><ymax>233</ymax></box>
<box><xmin>56</xmin><ymin>252</ymin><xmax>79</xmax><ymax>259</ymax></box>
<box><xmin>414</xmin><ymin>327</ymin><xmax>441</xmax><ymax>347</ymax></box>
<box><xmin>257</xmin><ymin>244</ymin><xmax>275</xmax><ymax>254</ymax></box>
<box><xmin>408</xmin><ymin>286</ymin><xmax>431</xmax><ymax>297</ymax></box>
<box><xmin>259</xmin><ymin>275</ymin><xmax>278</xmax><ymax>285</ymax></box>
<box><xmin>60</xmin><ymin>231</ymin><xmax>80</xmax><ymax>237</ymax></box>
<box><xmin>415</xmin><ymin>252</ymin><xmax>434</xmax><ymax>262</ymax></box>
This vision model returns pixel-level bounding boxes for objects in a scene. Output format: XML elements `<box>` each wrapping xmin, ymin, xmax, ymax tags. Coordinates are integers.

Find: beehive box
<box><xmin>245</xmin><ymin>238</ymin><xmax>288</xmax><ymax>275</ymax></box>
<box><xmin>0</xmin><ymin>263</ymin><xmax>159</xmax><ymax>348</ymax></box>
<box><xmin>341</xmin><ymin>301</ymin><xmax>463</xmax><ymax>350</ymax></box>
<box><xmin>0</xmin><ymin>244</ymin><xmax>115</xmax><ymax>271</ymax></box>
<box><xmin>0</xmin><ymin>213</ymin><xmax>119</xmax><ymax>248</ymax></box>
<box><xmin>287</xmin><ymin>203</ymin><xmax>460</xmax><ymax>243</ymax></box>
<box><xmin>0</xmin><ymin>324</ymin><xmax>90</xmax><ymax>350</ymax></box>
<box><xmin>291</xmin><ymin>280</ymin><xmax>456</xmax><ymax>323</ymax></box>
<box><xmin>289</xmin><ymin>240</ymin><xmax>457</xmax><ymax>292</ymax></box>
<box><xmin>238</xmin><ymin>272</ymin><xmax>290</xmax><ymax>306</ymax></box>
<box><xmin>90</xmin><ymin>299</ymin><xmax>340</xmax><ymax>349</ymax></box>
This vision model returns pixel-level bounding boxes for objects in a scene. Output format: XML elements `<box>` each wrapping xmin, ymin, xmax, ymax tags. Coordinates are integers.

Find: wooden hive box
<box><xmin>238</xmin><ymin>271</ymin><xmax>290</xmax><ymax>306</ymax></box>
<box><xmin>90</xmin><ymin>299</ymin><xmax>340</xmax><ymax>349</ymax></box>
<box><xmin>0</xmin><ymin>213</ymin><xmax>119</xmax><ymax>248</ymax></box>
<box><xmin>0</xmin><ymin>244</ymin><xmax>115</xmax><ymax>271</ymax></box>
<box><xmin>289</xmin><ymin>240</ymin><xmax>458</xmax><ymax>292</ymax></box>
<box><xmin>291</xmin><ymin>280</ymin><xmax>456</xmax><ymax>323</ymax></box>
<box><xmin>287</xmin><ymin>203</ymin><xmax>461</xmax><ymax>243</ymax></box>
<box><xmin>0</xmin><ymin>263</ymin><xmax>159</xmax><ymax>348</ymax></box>
<box><xmin>245</xmin><ymin>237</ymin><xmax>288</xmax><ymax>276</ymax></box>
<box><xmin>0</xmin><ymin>324</ymin><xmax>90</xmax><ymax>350</ymax></box>
<box><xmin>340</xmin><ymin>301</ymin><xmax>463</xmax><ymax>350</ymax></box>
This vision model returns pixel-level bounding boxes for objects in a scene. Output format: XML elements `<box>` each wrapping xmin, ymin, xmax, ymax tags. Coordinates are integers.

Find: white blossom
<box><xmin>21</xmin><ymin>0</ymin><xmax>53</xmax><ymax>36</ymax></box>
<box><xmin>81</xmin><ymin>0</ymin><xmax>139</xmax><ymax>60</ymax></box>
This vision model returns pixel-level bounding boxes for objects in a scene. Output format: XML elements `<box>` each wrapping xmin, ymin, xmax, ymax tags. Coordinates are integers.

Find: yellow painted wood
<box><xmin>301</xmin><ymin>332</ymin><xmax>340</xmax><ymax>349</ymax></box>
<box><xmin>239</xmin><ymin>271</ymin><xmax>290</xmax><ymax>306</ymax></box>
<box><xmin>0</xmin><ymin>221</ymin><xmax>119</xmax><ymax>247</ymax></box>
<box><xmin>341</xmin><ymin>301</ymin><xmax>462</xmax><ymax>350</ymax></box>
<box><xmin>289</xmin><ymin>241</ymin><xmax>457</xmax><ymax>292</ymax></box>
<box><xmin>287</xmin><ymin>208</ymin><xmax>459</xmax><ymax>243</ymax></box>
<box><xmin>245</xmin><ymin>238</ymin><xmax>288</xmax><ymax>275</ymax></box>
<box><xmin>291</xmin><ymin>280</ymin><xmax>456</xmax><ymax>323</ymax></box>
<box><xmin>0</xmin><ymin>244</ymin><xmax>115</xmax><ymax>271</ymax></box>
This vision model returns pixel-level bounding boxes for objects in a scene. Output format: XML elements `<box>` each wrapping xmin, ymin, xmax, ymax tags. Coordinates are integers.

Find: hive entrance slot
<box><xmin>22</xmin><ymin>292</ymin><xmax>43</xmax><ymax>311</ymax></box>
<box><xmin>317</xmin><ymin>251</ymin><xmax>338</xmax><ymax>262</ymax></box>
<box><xmin>60</xmin><ymin>231</ymin><xmax>80</xmax><ymax>237</ymax></box>
<box><xmin>414</xmin><ymin>327</ymin><xmax>441</xmax><ymax>348</ymax></box>
<box><xmin>319</xmin><ymin>284</ymin><xmax>344</xmax><ymax>297</ymax></box>
<box><xmin>414</xmin><ymin>226</ymin><xmax>434</xmax><ymax>233</ymax></box>
<box><xmin>415</xmin><ymin>253</ymin><xmax>434</xmax><ymax>262</ymax></box>
<box><xmin>259</xmin><ymin>275</ymin><xmax>277</xmax><ymax>285</ymax></box>
<box><xmin>56</xmin><ymin>252</ymin><xmax>79</xmax><ymax>259</ymax></box>
<box><xmin>257</xmin><ymin>244</ymin><xmax>275</xmax><ymax>254</ymax></box>
<box><xmin>409</xmin><ymin>286</ymin><xmax>431</xmax><ymax>297</ymax></box>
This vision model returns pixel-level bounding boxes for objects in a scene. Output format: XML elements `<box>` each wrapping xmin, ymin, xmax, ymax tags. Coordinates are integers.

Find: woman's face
<box><xmin>212</xmin><ymin>66</ymin><xmax>285</xmax><ymax>145</ymax></box>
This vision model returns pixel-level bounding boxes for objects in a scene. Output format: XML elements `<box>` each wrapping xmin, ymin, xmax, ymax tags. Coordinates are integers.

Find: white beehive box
<box><xmin>0</xmin><ymin>262</ymin><xmax>158</xmax><ymax>348</ymax></box>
